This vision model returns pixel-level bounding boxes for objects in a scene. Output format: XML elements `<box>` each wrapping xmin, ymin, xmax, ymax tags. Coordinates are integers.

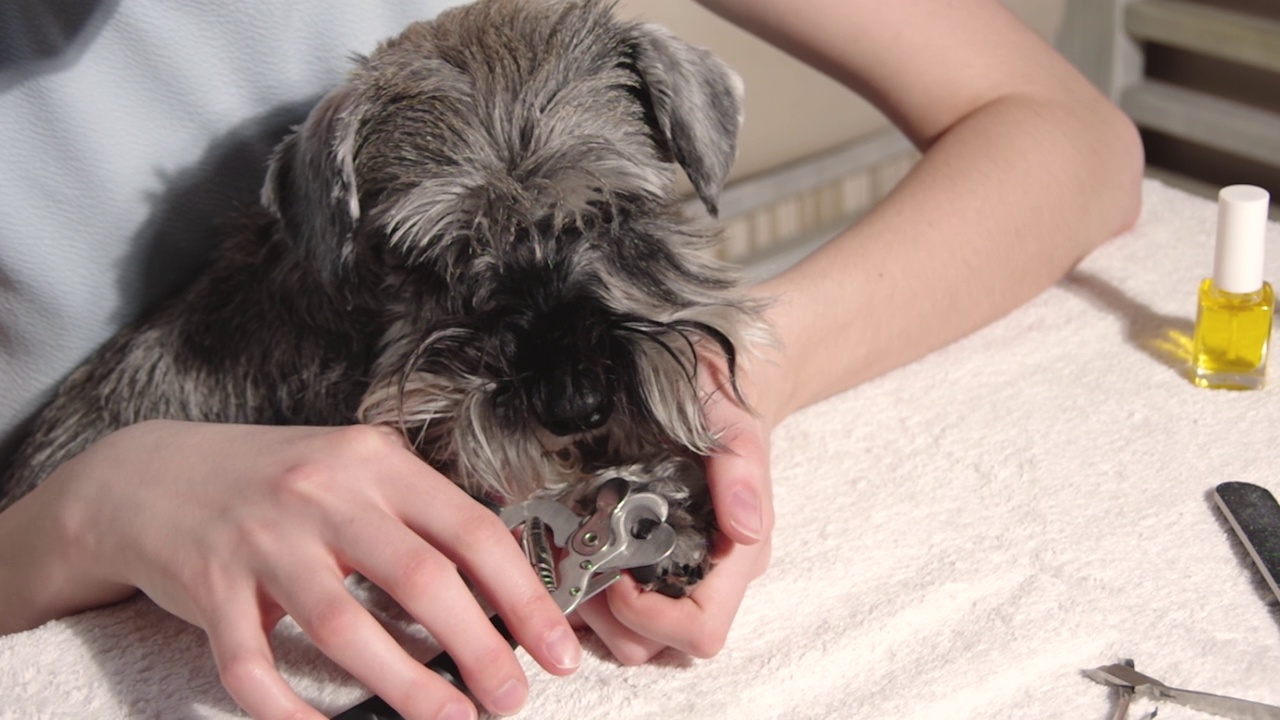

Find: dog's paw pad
<box><xmin>631</xmin><ymin>546</ymin><xmax>713</xmax><ymax>597</ymax></box>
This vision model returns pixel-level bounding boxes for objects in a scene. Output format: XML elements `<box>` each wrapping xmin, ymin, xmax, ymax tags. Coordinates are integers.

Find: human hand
<box><xmin>12</xmin><ymin>420</ymin><xmax>580</xmax><ymax>720</ymax></box>
<box><xmin>575</xmin><ymin>351</ymin><xmax>777</xmax><ymax>663</ymax></box>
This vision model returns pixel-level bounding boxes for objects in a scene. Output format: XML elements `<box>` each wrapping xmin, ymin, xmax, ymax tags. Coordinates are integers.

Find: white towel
<box><xmin>4</xmin><ymin>178</ymin><xmax>1279</xmax><ymax>719</ymax></box>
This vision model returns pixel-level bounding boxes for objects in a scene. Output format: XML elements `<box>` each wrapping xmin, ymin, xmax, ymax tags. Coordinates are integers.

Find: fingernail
<box><xmin>729</xmin><ymin>488</ymin><xmax>763</xmax><ymax>541</ymax></box>
<box><xmin>545</xmin><ymin>626</ymin><xmax>581</xmax><ymax>671</ymax></box>
<box><xmin>491</xmin><ymin>678</ymin><xmax>526</xmax><ymax>715</ymax></box>
<box><xmin>439</xmin><ymin>700</ymin><xmax>475</xmax><ymax>720</ymax></box>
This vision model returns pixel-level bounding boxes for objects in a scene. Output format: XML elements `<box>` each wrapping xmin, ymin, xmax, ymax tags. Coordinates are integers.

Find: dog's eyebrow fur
<box><xmin>346</xmin><ymin>0</ymin><xmax>743</xmax><ymax>257</ymax></box>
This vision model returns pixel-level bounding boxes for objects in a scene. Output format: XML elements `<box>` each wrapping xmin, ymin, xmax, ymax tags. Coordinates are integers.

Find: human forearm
<box><xmin>1</xmin><ymin>421</ymin><xmax>585</xmax><ymax>718</ymax></box>
<box><xmin>0</xmin><ymin>473</ymin><xmax>136</xmax><ymax>634</ymax></box>
<box><xmin>755</xmin><ymin>91</ymin><xmax>1143</xmax><ymax>419</ymax></box>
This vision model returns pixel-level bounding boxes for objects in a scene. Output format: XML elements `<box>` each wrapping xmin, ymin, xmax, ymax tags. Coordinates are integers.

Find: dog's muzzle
<box><xmin>515</xmin><ymin>305</ymin><xmax>621</xmax><ymax>436</ymax></box>
<box><xmin>528</xmin><ymin>358</ymin><xmax>614</xmax><ymax>435</ymax></box>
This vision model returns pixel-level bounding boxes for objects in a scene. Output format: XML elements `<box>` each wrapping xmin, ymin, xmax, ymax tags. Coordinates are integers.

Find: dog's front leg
<box><xmin>2</xmin><ymin>226</ymin><xmax>377</xmax><ymax>505</ymax></box>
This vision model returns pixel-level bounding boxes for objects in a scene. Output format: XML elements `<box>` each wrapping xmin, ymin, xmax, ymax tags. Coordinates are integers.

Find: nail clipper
<box><xmin>333</xmin><ymin>477</ymin><xmax>678</xmax><ymax>719</ymax></box>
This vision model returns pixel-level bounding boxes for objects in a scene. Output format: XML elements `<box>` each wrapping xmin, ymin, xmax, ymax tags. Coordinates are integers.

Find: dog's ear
<box><xmin>261</xmin><ymin>84</ymin><xmax>361</xmax><ymax>287</ymax></box>
<box><xmin>630</xmin><ymin>24</ymin><xmax>744</xmax><ymax>217</ymax></box>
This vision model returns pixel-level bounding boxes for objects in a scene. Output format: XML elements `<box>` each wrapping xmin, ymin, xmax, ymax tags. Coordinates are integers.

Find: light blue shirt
<box><xmin>0</xmin><ymin>1</ymin><xmax>464</xmax><ymax>464</ymax></box>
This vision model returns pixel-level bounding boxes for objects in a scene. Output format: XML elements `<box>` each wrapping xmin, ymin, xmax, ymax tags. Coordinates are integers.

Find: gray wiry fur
<box><xmin>1</xmin><ymin>0</ymin><xmax>768</xmax><ymax>593</ymax></box>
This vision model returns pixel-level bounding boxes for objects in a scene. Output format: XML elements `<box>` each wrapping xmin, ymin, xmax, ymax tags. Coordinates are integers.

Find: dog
<box><xmin>1</xmin><ymin>0</ymin><xmax>767</xmax><ymax>596</ymax></box>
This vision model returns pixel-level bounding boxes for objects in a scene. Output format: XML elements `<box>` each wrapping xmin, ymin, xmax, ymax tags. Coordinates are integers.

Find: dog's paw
<box><xmin>602</xmin><ymin>456</ymin><xmax>717</xmax><ymax>598</ymax></box>
<box><xmin>570</xmin><ymin>456</ymin><xmax>717</xmax><ymax>597</ymax></box>
<box><xmin>628</xmin><ymin>499</ymin><xmax>716</xmax><ymax>597</ymax></box>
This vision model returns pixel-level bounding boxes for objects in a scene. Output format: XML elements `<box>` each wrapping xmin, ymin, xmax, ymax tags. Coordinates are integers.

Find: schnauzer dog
<box><xmin>1</xmin><ymin>0</ymin><xmax>767</xmax><ymax>595</ymax></box>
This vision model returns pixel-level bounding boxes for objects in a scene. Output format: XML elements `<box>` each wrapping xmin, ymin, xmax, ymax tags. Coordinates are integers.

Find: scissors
<box><xmin>1085</xmin><ymin>661</ymin><xmax>1280</xmax><ymax>720</ymax></box>
<box><xmin>334</xmin><ymin>477</ymin><xmax>678</xmax><ymax>719</ymax></box>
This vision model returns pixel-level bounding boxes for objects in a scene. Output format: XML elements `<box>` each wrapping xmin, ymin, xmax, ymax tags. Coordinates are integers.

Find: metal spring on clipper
<box><xmin>523</xmin><ymin>515</ymin><xmax>558</xmax><ymax>592</ymax></box>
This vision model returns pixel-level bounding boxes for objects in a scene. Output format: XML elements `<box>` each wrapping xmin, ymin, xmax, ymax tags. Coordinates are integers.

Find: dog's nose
<box><xmin>530</xmin><ymin>364</ymin><xmax>613</xmax><ymax>436</ymax></box>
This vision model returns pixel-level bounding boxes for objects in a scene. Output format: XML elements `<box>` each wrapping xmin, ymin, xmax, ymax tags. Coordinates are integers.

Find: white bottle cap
<box><xmin>1214</xmin><ymin>184</ymin><xmax>1270</xmax><ymax>293</ymax></box>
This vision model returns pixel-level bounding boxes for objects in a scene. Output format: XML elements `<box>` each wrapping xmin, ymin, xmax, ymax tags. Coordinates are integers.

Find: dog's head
<box><xmin>263</xmin><ymin>0</ymin><xmax>765</xmax><ymax>501</ymax></box>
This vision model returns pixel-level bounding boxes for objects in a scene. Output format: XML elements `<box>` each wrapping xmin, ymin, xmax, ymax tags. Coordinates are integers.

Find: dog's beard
<box><xmin>356</xmin><ymin>302</ymin><xmax>752</xmax><ymax>503</ymax></box>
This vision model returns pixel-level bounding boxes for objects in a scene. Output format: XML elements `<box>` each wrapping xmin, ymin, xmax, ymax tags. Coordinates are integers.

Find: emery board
<box><xmin>1214</xmin><ymin>481</ymin><xmax>1280</xmax><ymax>604</ymax></box>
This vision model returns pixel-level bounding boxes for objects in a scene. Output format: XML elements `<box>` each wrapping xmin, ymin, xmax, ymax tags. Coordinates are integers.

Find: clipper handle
<box><xmin>331</xmin><ymin>616</ymin><xmax>515</xmax><ymax>720</ymax></box>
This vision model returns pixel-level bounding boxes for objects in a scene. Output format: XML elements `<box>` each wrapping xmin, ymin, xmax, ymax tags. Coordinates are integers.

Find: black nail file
<box><xmin>1213</xmin><ymin>481</ymin><xmax>1280</xmax><ymax>603</ymax></box>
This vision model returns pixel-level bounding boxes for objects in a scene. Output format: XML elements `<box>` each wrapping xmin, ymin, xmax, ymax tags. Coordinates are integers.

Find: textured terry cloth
<box><xmin>3</xmin><ymin>178</ymin><xmax>1280</xmax><ymax>719</ymax></box>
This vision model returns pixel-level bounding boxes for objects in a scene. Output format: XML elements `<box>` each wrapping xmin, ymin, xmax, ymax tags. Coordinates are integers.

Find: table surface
<box><xmin>3</xmin><ymin>178</ymin><xmax>1279</xmax><ymax>720</ymax></box>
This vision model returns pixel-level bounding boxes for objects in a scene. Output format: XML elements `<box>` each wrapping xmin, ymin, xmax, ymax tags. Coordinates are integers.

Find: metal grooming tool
<box><xmin>500</xmin><ymin>476</ymin><xmax>678</xmax><ymax>614</ymax></box>
<box><xmin>1103</xmin><ymin>659</ymin><xmax>1138</xmax><ymax>720</ymax></box>
<box><xmin>333</xmin><ymin>478</ymin><xmax>678</xmax><ymax>720</ymax></box>
<box><xmin>1096</xmin><ymin>658</ymin><xmax>1159</xmax><ymax>720</ymax></box>
<box><xmin>1084</xmin><ymin>663</ymin><xmax>1280</xmax><ymax>720</ymax></box>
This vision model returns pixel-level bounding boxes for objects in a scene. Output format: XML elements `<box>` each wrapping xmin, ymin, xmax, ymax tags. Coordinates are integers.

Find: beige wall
<box><xmin>614</xmin><ymin>1</ymin><xmax>1068</xmax><ymax>182</ymax></box>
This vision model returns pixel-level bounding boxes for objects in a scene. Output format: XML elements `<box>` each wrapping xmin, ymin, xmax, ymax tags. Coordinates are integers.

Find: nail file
<box><xmin>1213</xmin><ymin>481</ymin><xmax>1280</xmax><ymax>604</ymax></box>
